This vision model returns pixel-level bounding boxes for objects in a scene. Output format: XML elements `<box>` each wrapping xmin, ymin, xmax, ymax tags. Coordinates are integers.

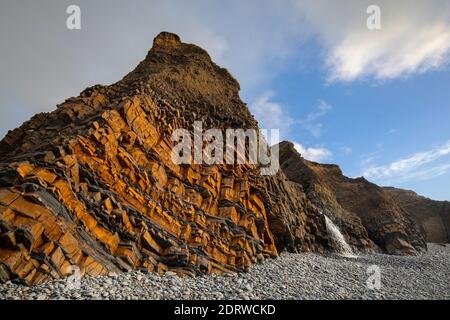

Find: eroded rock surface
<box><xmin>261</xmin><ymin>171</ymin><xmax>330</xmax><ymax>254</ymax></box>
<box><xmin>384</xmin><ymin>187</ymin><xmax>450</xmax><ymax>243</ymax></box>
<box><xmin>278</xmin><ymin>141</ymin><xmax>427</xmax><ymax>255</ymax></box>
<box><xmin>0</xmin><ymin>32</ymin><xmax>428</xmax><ymax>285</ymax></box>
<box><xmin>0</xmin><ymin>32</ymin><xmax>285</xmax><ymax>284</ymax></box>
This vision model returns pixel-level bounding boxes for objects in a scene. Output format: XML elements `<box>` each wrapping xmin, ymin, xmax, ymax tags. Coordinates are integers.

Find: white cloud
<box><xmin>362</xmin><ymin>141</ymin><xmax>450</xmax><ymax>182</ymax></box>
<box><xmin>295</xmin><ymin>0</ymin><xmax>450</xmax><ymax>82</ymax></box>
<box><xmin>294</xmin><ymin>142</ymin><xmax>332</xmax><ymax>162</ymax></box>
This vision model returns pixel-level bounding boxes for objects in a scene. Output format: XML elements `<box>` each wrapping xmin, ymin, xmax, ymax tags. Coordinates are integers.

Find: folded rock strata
<box><xmin>0</xmin><ymin>32</ymin><xmax>282</xmax><ymax>284</ymax></box>
<box><xmin>0</xmin><ymin>32</ymin><xmax>429</xmax><ymax>285</ymax></box>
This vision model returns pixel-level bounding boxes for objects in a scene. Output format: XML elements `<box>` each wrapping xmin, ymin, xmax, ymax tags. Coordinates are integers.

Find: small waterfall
<box><xmin>323</xmin><ymin>214</ymin><xmax>355</xmax><ymax>257</ymax></box>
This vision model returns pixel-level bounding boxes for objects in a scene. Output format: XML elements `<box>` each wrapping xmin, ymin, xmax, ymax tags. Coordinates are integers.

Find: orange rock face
<box><xmin>1</xmin><ymin>32</ymin><xmax>430</xmax><ymax>285</ymax></box>
<box><xmin>0</xmin><ymin>32</ymin><xmax>282</xmax><ymax>284</ymax></box>
<box><xmin>0</xmin><ymin>92</ymin><xmax>282</xmax><ymax>283</ymax></box>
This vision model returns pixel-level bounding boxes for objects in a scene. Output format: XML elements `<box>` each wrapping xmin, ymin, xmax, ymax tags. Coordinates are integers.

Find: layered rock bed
<box><xmin>1</xmin><ymin>243</ymin><xmax>448</xmax><ymax>300</ymax></box>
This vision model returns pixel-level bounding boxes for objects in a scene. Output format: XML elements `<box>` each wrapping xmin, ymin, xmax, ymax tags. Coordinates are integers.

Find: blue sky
<box><xmin>0</xmin><ymin>0</ymin><xmax>449</xmax><ymax>200</ymax></box>
<box><xmin>250</xmin><ymin>48</ymin><xmax>450</xmax><ymax>200</ymax></box>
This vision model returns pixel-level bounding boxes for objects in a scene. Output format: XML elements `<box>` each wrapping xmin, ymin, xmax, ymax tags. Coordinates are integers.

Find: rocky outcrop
<box><xmin>261</xmin><ymin>171</ymin><xmax>330</xmax><ymax>254</ymax></box>
<box><xmin>384</xmin><ymin>187</ymin><xmax>450</xmax><ymax>243</ymax></box>
<box><xmin>0</xmin><ymin>32</ymin><xmax>334</xmax><ymax>285</ymax></box>
<box><xmin>278</xmin><ymin>141</ymin><xmax>427</xmax><ymax>255</ymax></box>
<box><xmin>0</xmin><ymin>32</ymin><xmax>430</xmax><ymax>285</ymax></box>
<box><xmin>0</xmin><ymin>32</ymin><xmax>278</xmax><ymax>284</ymax></box>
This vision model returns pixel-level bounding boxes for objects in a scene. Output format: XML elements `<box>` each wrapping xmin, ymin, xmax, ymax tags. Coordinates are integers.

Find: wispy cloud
<box><xmin>387</xmin><ymin>129</ymin><xmax>398</xmax><ymax>135</ymax></box>
<box><xmin>403</xmin><ymin>163</ymin><xmax>450</xmax><ymax>182</ymax></box>
<box><xmin>250</xmin><ymin>94</ymin><xmax>334</xmax><ymax>160</ymax></box>
<box><xmin>250</xmin><ymin>91</ymin><xmax>295</xmax><ymax>140</ymax></box>
<box><xmin>251</xmin><ymin>95</ymin><xmax>332</xmax><ymax>140</ymax></box>
<box><xmin>362</xmin><ymin>141</ymin><xmax>450</xmax><ymax>183</ymax></box>
<box><xmin>294</xmin><ymin>142</ymin><xmax>332</xmax><ymax>163</ymax></box>
<box><xmin>304</xmin><ymin>99</ymin><xmax>332</xmax><ymax>122</ymax></box>
<box><xmin>340</xmin><ymin>146</ymin><xmax>353</xmax><ymax>155</ymax></box>
<box><xmin>300</xmin><ymin>99</ymin><xmax>332</xmax><ymax>137</ymax></box>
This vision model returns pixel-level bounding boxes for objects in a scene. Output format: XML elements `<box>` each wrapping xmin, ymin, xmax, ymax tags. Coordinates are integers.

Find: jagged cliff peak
<box><xmin>115</xmin><ymin>32</ymin><xmax>251</xmax><ymax>130</ymax></box>
<box><xmin>152</xmin><ymin>31</ymin><xmax>182</xmax><ymax>49</ymax></box>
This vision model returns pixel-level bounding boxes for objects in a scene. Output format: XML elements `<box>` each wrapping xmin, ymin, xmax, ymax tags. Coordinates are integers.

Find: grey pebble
<box><xmin>1</xmin><ymin>243</ymin><xmax>448</xmax><ymax>300</ymax></box>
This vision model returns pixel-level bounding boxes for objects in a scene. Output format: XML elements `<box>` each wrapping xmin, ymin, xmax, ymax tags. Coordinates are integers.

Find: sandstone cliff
<box><xmin>278</xmin><ymin>141</ymin><xmax>427</xmax><ymax>255</ymax></box>
<box><xmin>0</xmin><ymin>32</ymin><xmax>331</xmax><ymax>284</ymax></box>
<box><xmin>384</xmin><ymin>187</ymin><xmax>450</xmax><ymax>243</ymax></box>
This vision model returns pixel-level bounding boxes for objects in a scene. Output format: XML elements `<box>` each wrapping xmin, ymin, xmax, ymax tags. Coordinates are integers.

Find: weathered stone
<box><xmin>384</xmin><ymin>187</ymin><xmax>450</xmax><ymax>243</ymax></box>
<box><xmin>277</xmin><ymin>141</ymin><xmax>426</xmax><ymax>255</ymax></box>
<box><xmin>0</xmin><ymin>32</ymin><xmax>429</xmax><ymax>285</ymax></box>
<box><xmin>0</xmin><ymin>32</ymin><xmax>279</xmax><ymax>284</ymax></box>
